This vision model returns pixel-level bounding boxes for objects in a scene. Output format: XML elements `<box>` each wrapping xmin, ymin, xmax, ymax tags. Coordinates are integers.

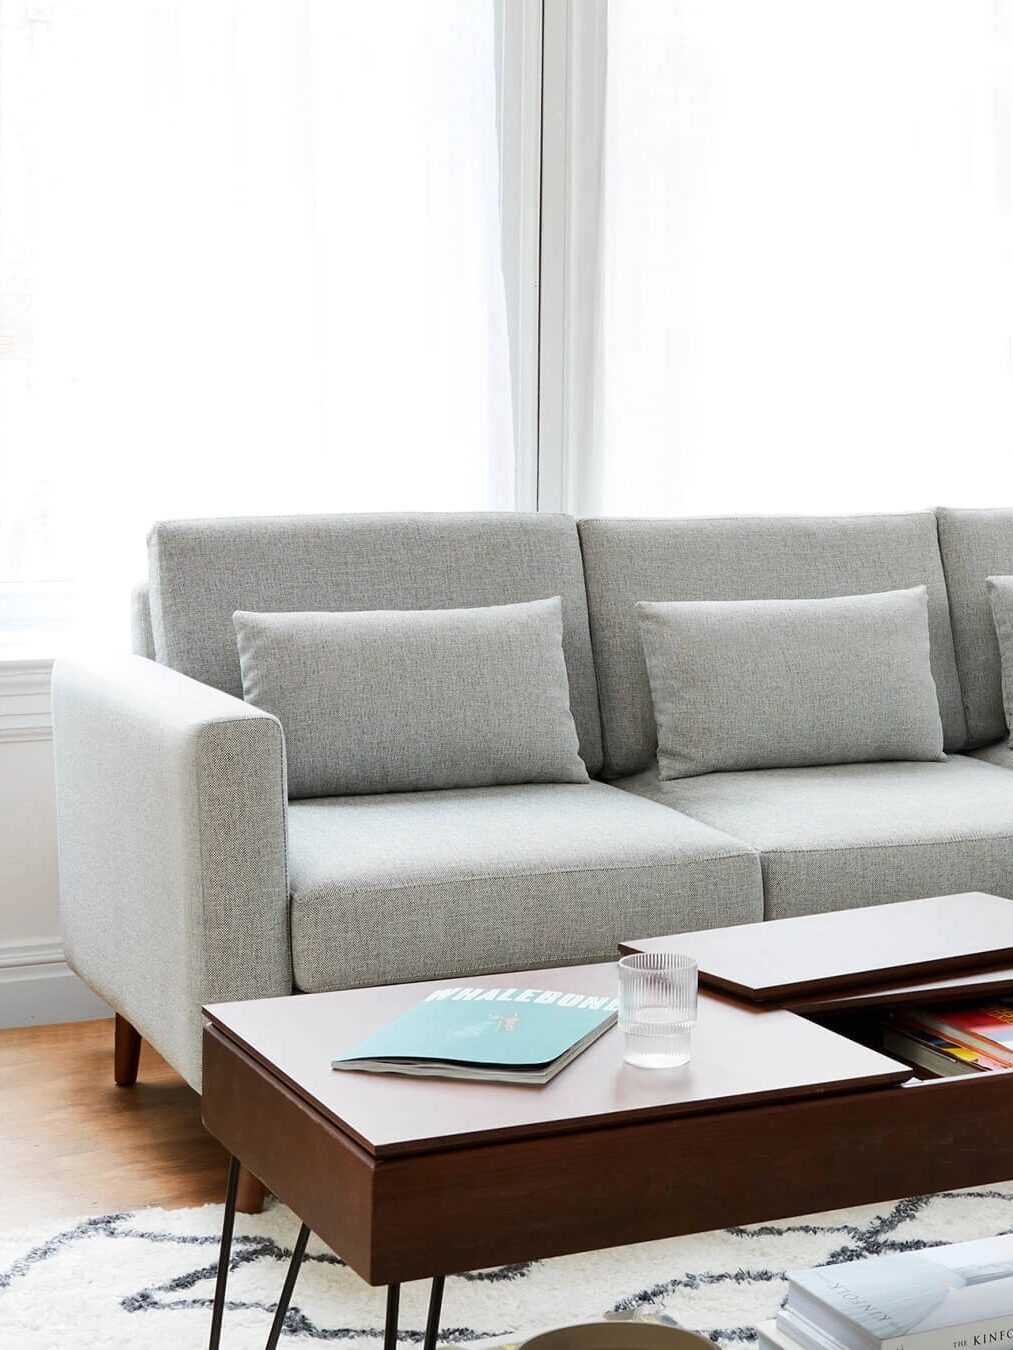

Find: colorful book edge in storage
<box><xmin>893</xmin><ymin>998</ymin><xmax>1013</xmax><ymax>1067</ymax></box>
<box><xmin>882</xmin><ymin>1026</ymin><xmax>1007</xmax><ymax>1076</ymax></box>
<box><xmin>332</xmin><ymin>984</ymin><xmax>618</xmax><ymax>1084</ymax></box>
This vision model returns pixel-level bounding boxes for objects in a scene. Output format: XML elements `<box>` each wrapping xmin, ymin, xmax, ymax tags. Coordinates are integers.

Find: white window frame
<box><xmin>535</xmin><ymin>0</ymin><xmax>607</xmax><ymax>514</ymax></box>
<box><xmin>495</xmin><ymin>0</ymin><xmax>544</xmax><ymax>512</ymax></box>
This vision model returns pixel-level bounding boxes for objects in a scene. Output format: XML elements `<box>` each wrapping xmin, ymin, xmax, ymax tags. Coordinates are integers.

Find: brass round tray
<box><xmin>519</xmin><ymin>1321</ymin><xmax>713</xmax><ymax>1350</ymax></box>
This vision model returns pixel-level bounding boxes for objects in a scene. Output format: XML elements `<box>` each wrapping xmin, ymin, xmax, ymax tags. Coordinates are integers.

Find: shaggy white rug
<box><xmin>2</xmin><ymin>1183</ymin><xmax>1013</xmax><ymax>1348</ymax></box>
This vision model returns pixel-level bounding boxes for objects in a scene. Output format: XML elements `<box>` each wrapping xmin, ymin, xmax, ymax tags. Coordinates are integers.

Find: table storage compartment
<box><xmin>803</xmin><ymin>998</ymin><xmax>1013</xmax><ymax>1084</ymax></box>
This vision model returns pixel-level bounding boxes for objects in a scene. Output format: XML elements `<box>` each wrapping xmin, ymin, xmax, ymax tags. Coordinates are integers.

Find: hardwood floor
<box><xmin>0</xmin><ymin>1018</ymin><xmax>230</xmax><ymax>1227</ymax></box>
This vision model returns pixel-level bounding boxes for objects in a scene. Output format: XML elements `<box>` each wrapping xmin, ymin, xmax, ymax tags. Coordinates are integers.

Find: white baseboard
<box><xmin>0</xmin><ymin>940</ymin><xmax>111</xmax><ymax>1028</ymax></box>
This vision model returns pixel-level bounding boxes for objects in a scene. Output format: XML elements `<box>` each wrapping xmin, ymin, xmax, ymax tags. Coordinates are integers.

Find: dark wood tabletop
<box><xmin>621</xmin><ymin>892</ymin><xmax>1013</xmax><ymax>1001</ymax></box>
<box><xmin>204</xmin><ymin>961</ymin><xmax>908</xmax><ymax>1158</ymax></box>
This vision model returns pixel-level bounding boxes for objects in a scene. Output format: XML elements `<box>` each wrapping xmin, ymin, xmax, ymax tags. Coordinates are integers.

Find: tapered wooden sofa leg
<box><xmin>236</xmin><ymin>1165</ymin><xmax>267</xmax><ymax>1214</ymax></box>
<box><xmin>114</xmin><ymin>1014</ymin><xmax>142</xmax><ymax>1087</ymax></box>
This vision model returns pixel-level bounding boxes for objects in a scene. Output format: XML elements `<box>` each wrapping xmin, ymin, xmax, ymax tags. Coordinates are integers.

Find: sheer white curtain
<box><xmin>0</xmin><ymin>0</ymin><xmax>514</xmax><ymax>646</ymax></box>
<box><xmin>581</xmin><ymin>1</ymin><xmax>1013</xmax><ymax>517</ymax></box>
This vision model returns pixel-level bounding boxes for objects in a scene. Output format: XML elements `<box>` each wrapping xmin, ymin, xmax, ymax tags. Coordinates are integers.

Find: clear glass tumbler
<box><xmin>618</xmin><ymin>952</ymin><xmax>698</xmax><ymax>1068</ymax></box>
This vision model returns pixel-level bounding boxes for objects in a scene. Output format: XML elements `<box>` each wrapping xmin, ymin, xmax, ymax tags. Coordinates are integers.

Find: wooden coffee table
<box><xmin>202</xmin><ymin>895</ymin><xmax>1013</xmax><ymax>1350</ymax></box>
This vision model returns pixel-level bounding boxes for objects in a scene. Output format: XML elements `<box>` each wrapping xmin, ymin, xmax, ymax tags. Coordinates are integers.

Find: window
<box><xmin>0</xmin><ymin>0</ymin><xmax>537</xmax><ymax>649</ymax></box>
<box><xmin>576</xmin><ymin>0</ymin><xmax>1013</xmax><ymax>517</ymax></box>
<box><xmin>5</xmin><ymin>2</ymin><xmax>1013</xmax><ymax>648</ymax></box>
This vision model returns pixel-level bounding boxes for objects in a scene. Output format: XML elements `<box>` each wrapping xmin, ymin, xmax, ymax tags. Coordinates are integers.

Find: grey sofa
<box><xmin>51</xmin><ymin>507</ymin><xmax>1013</xmax><ymax>1092</ymax></box>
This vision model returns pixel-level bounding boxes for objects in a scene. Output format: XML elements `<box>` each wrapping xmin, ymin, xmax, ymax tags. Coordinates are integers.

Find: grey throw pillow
<box><xmin>636</xmin><ymin>586</ymin><xmax>946</xmax><ymax>780</ymax></box>
<box><xmin>233</xmin><ymin>597</ymin><xmax>588</xmax><ymax>798</ymax></box>
<box><xmin>986</xmin><ymin>575</ymin><xmax>1013</xmax><ymax>744</ymax></box>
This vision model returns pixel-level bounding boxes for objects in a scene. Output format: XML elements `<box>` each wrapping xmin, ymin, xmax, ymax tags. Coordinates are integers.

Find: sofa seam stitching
<box><xmin>760</xmin><ymin>832</ymin><xmax>1013</xmax><ymax>857</ymax></box>
<box><xmin>292</xmin><ymin>849</ymin><xmax>758</xmax><ymax>901</ymax></box>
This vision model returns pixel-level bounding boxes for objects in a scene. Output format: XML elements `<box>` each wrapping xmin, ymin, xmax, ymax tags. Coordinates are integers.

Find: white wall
<box><xmin>0</xmin><ymin>663</ymin><xmax>110</xmax><ymax>1027</ymax></box>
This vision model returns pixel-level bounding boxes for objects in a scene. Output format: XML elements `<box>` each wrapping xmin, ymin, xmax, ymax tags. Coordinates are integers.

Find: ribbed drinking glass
<box><xmin>618</xmin><ymin>952</ymin><xmax>698</xmax><ymax>1068</ymax></box>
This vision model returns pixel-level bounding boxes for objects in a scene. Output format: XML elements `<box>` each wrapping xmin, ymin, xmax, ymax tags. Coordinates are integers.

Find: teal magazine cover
<box><xmin>332</xmin><ymin>985</ymin><xmax>618</xmax><ymax>1083</ymax></box>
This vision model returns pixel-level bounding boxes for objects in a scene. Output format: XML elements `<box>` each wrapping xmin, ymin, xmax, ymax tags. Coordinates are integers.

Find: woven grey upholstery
<box><xmin>52</xmin><ymin>655</ymin><xmax>290</xmax><ymax>1089</ymax></box>
<box><xmin>968</xmin><ymin>740</ymin><xmax>1013</xmax><ymax>770</ymax></box>
<box><xmin>618</xmin><ymin>757</ymin><xmax>1013</xmax><ymax>920</ymax></box>
<box><xmin>233</xmin><ymin>598</ymin><xmax>588</xmax><ymax>797</ymax></box>
<box><xmin>579</xmin><ymin>512</ymin><xmax>966</xmax><ymax>777</ymax></box>
<box><xmin>148</xmin><ymin>512</ymin><xmax>603</xmax><ymax>774</ymax></box>
<box><xmin>936</xmin><ymin>508</ymin><xmax>1013</xmax><ymax>747</ymax></box>
<box><xmin>636</xmin><ymin>587</ymin><xmax>945</xmax><ymax>778</ymax></box>
<box><xmin>287</xmin><ymin>782</ymin><xmax>762</xmax><ymax>992</ymax></box>
<box><xmin>130</xmin><ymin>584</ymin><xmax>155</xmax><ymax>660</ymax></box>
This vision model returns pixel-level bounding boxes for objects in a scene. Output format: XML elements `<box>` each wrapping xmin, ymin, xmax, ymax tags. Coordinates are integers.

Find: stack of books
<box><xmin>883</xmin><ymin>997</ymin><xmax>1013</xmax><ymax>1076</ymax></box>
<box><xmin>757</xmin><ymin>1234</ymin><xmax>1013</xmax><ymax>1350</ymax></box>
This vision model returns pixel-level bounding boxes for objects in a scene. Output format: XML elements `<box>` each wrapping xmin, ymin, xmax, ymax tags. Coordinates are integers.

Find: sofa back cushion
<box><xmin>936</xmin><ymin>507</ymin><xmax>1013</xmax><ymax>747</ymax></box>
<box><xmin>985</xmin><ymin>575</ymin><xmax>1013</xmax><ymax>746</ymax></box>
<box><xmin>148</xmin><ymin>512</ymin><xmax>603</xmax><ymax>774</ymax></box>
<box><xmin>130</xmin><ymin>584</ymin><xmax>155</xmax><ymax>660</ymax></box>
<box><xmin>579</xmin><ymin>512</ymin><xmax>966</xmax><ymax>778</ymax></box>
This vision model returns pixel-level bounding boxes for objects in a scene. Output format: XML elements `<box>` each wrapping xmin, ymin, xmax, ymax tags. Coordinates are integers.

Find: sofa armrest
<box><xmin>52</xmin><ymin>655</ymin><xmax>290</xmax><ymax>1089</ymax></box>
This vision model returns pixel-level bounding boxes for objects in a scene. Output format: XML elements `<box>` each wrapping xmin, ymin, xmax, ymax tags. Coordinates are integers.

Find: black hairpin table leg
<box><xmin>208</xmin><ymin>1155</ymin><xmax>240</xmax><ymax>1350</ymax></box>
<box><xmin>264</xmin><ymin>1221</ymin><xmax>311</xmax><ymax>1349</ymax></box>
<box><xmin>208</xmin><ymin>1160</ymin><xmax>446</xmax><ymax>1350</ymax></box>
<box><xmin>384</xmin><ymin>1283</ymin><xmax>402</xmax><ymax>1350</ymax></box>
<box><xmin>379</xmin><ymin>1274</ymin><xmax>444</xmax><ymax>1350</ymax></box>
<box><xmin>424</xmin><ymin>1274</ymin><xmax>446</xmax><ymax>1350</ymax></box>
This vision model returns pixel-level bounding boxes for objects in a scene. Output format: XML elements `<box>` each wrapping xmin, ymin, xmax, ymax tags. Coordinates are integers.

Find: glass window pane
<box><xmin>0</xmin><ymin>0</ymin><xmax>516</xmax><ymax>647</ymax></box>
<box><xmin>584</xmin><ymin>0</ymin><xmax>1013</xmax><ymax>517</ymax></box>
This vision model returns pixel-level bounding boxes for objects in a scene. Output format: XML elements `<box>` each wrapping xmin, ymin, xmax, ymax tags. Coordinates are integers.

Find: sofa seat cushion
<box><xmin>287</xmin><ymin>782</ymin><xmax>762</xmax><ymax>993</ymax></box>
<box><xmin>616</xmin><ymin>757</ymin><xmax>1013</xmax><ymax>920</ymax></box>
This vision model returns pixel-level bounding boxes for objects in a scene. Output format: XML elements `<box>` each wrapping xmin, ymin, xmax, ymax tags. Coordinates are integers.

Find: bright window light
<box><xmin>0</xmin><ymin>1</ymin><xmax>515</xmax><ymax>650</ymax></box>
<box><xmin>583</xmin><ymin>0</ymin><xmax>1013</xmax><ymax>517</ymax></box>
